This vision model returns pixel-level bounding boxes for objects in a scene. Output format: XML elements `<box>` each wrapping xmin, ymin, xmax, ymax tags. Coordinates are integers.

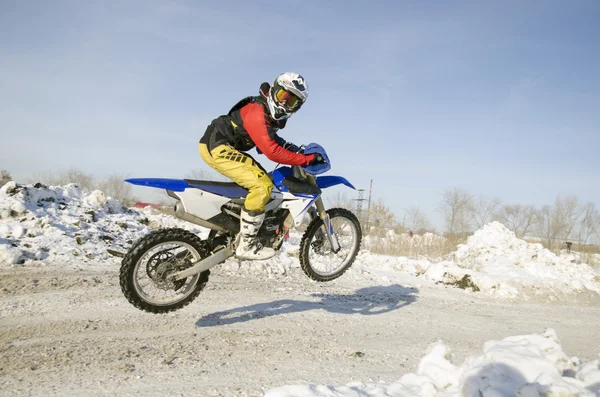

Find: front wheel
<box><xmin>299</xmin><ymin>208</ymin><xmax>362</xmax><ymax>282</ymax></box>
<box><xmin>119</xmin><ymin>228</ymin><xmax>210</xmax><ymax>313</ymax></box>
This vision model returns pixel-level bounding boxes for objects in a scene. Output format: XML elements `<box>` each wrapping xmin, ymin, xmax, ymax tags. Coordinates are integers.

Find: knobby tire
<box><xmin>299</xmin><ymin>208</ymin><xmax>362</xmax><ymax>282</ymax></box>
<box><xmin>119</xmin><ymin>228</ymin><xmax>210</xmax><ymax>314</ymax></box>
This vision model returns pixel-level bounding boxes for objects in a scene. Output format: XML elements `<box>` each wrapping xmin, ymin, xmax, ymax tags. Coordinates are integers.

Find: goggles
<box><xmin>274</xmin><ymin>88</ymin><xmax>302</xmax><ymax>111</ymax></box>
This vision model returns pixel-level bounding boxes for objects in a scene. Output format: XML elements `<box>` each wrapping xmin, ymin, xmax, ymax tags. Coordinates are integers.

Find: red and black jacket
<box><xmin>200</xmin><ymin>85</ymin><xmax>314</xmax><ymax>166</ymax></box>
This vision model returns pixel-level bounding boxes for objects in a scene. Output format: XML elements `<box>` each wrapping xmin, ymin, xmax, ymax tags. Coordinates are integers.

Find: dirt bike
<box><xmin>119</xmin><ymin>144</ymin><xmax>362</xmax><ymax>313</ymax></box>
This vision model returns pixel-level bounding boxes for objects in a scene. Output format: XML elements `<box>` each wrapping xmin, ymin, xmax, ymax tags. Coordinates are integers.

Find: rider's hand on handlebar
<box><xmin>309</xmin><ymin>153</ymin><xmax>327</xmax><ymax>165</ymax></box>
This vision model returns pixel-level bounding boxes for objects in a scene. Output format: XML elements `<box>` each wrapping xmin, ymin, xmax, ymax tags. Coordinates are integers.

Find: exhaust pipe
<box><xmin>173</xmin><ymin>201</ymin><xmax>226</xmax><ymax>232</ymax></box>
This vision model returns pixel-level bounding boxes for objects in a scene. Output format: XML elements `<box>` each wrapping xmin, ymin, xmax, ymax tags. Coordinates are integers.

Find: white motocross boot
<box><xmin>235</xmin><ymin>209</ymin><xmax>277</xmax><ymax>260</ymax></box>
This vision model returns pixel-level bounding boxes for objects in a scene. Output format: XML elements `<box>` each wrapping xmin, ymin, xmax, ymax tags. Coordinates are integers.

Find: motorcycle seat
<box><xmin>184</xmin><ymin>179</ymin><xmax>248</xmax><ymax>198</ymax></box>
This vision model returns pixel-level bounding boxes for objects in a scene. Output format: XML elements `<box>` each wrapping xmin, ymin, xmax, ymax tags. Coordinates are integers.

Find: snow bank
<box><xmin>445</xmin><ymin>222</ymin><xmax>600</xmax><ymax>297</ymax></box>
<box><xmin>0</xmin><ymin>182</ymin><xmax>208</xmax><ymax>266</ymax></box>
<box><xmin>358</xmin><ymin>222</ymin><xmax>600</xmax><ymax>299</ymax></box>
<box><xmin>265</xmin><ymin>328</ymin><xmax>600</xmax><ymax>397</ymax></box>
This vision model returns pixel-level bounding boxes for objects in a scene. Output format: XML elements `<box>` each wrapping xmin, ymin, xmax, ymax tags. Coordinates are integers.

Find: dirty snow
<box><xmin>0</xmin><ymin>181</ymin><xmax>207</xmax><ymax>265</ymax></box>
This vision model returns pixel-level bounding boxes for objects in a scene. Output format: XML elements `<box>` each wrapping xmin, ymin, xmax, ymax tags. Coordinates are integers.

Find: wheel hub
<box><xmin>146</xmin><ymin>250</ymin><xmax>187</xmax><ymax>291</ymax></box>
<box><xmin>311</xmin><ymin>238</ymin><xmax>330</xmax><ymax>255</ymax></box>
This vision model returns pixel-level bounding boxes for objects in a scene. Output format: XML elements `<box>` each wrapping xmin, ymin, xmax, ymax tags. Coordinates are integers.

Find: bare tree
<box><xmin>536</xmin><ymin>204</ymin><xmax>559</xmax><ymax>248</ymax></box>
<box><xmin>27</xmin><ymin>171</ymin><xmax>53</xmax><ymax>185</ymax></box>
<box><xmin>98</xmin><ymin>173</ymin><xmax>134</xmax><ymax>203</ymax></box>
<box><xmin>327</xmin><ymin>191</ymin><xmax>353</xmax><ymax>210</ymax></box>
<box><xmin>59</xmin><ymin>169</ymin><xmax>96</xmax><ymax>190</ymax></box>
<box><xmin>185</xmin><ymin>168</ymin><xmax>228</xmax><ymax>182</ymax></box>
<box><xmin>577</xmin><ymin>202</ymin><xmax>600</xmax><ymax>246</ymax></box>
<box><xmin>30</xmin><ymin>168</ymin><xmax>96</xmax><ymax>191</ymax></box>
<box><xmin>0</xmin><ymin>169</ymin><xmax>12</xmax><ymax>187</ymax></box>
<box><xmin>493</xmin><ymin>204</ymin><xmax>537</xmax><ymax>238</ymax></box>
<box><xmin>367</xmin><ymin>199</ymin><xmax>396</xmax><ymax>230</ymax></box>
<box><xmin>536</xmin><ymin>195</ymin><xmax>583</xmax><ymax>249</ymax></box>
<box><xmin>401</xmin><ymin>206</ymin><xmax>431</xmax><ymax>234</ymax></box>
<box><xmin>438</xmin><ymin>187</ymin><xmax>473</xmax><ymax>235</ymax></box>
<box><xmin>556</xmin><ymin>195</ymin><xmax>583</xmax><ymax>242</ymax></box>
<box><xmin>470</xmin><ymin>195</ymin><xmax>502</xmax><ymax>229</ymax></box>
<box><xmin>185</xmin><ymin>169</ymin><xmax>209</xmax><ymax>180</ymax></box>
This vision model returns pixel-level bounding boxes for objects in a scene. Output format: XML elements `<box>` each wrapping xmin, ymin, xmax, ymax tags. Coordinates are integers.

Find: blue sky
<box><xmin>1</xmin><ymin>0</ymin><xmax>599</xmax><ymax>230</ymax></box>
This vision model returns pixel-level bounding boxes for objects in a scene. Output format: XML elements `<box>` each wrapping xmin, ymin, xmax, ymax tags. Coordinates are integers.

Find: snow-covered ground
<box><xmin>267</xmin><ymin>328</ymin><xmax>600</xmax><ymax>396</ymax></box>
<box><xmin>1</xmin><ymin>182</ymin><xmax>599</xmax><ymax>396</ymax></box>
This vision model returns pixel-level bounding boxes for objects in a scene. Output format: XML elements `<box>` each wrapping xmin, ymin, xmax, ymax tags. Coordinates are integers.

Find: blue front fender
<box><xmin>316</xmin><ymin>175</ymin><xmax>356</xmax><ymax>190</ymax></box>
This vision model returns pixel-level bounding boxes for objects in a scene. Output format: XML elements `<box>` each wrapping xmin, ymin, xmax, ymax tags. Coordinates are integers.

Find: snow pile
<box><xmin>358</xmin><ymin>222</ymin><xmax>600</xmax><ymax>299</ymax></box>
<box><xmin>454</xmin><ymin>222</ymin><xmax>575</xmax><ymax>270</ymax></box>
<box><xmin>265</xmin><ymin>328</ymin><xmax>600</xmax><ymax>397</ymax></box>
<box><xmin>0</xmin><ymin>182</ymin><xmax>207</xmax><ymax>266</ymax></box>
<box><xmin>446</xmin><ymin>222</ymin><xmax>600</xmax><ymax>297</ymax></box>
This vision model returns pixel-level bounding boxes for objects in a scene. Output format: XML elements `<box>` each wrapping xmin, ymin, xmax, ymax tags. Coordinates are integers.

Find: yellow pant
<box><xmin>199</xmin><ymin>143</ymin><xmax>273</xmax><ymax>212</ymax></box>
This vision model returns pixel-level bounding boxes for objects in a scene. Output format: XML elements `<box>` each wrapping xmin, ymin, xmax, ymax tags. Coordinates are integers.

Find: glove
<box><xmin>309</xmin><ymin>153</ymin><xmax>327</xmax><ymax>165</ymax></box>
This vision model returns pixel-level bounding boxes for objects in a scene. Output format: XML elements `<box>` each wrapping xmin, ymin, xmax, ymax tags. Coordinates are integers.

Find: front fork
<box><xmin>306</xmin><ymin>174</ymin><xmax>341</xmax><ymax>253</ymax></box>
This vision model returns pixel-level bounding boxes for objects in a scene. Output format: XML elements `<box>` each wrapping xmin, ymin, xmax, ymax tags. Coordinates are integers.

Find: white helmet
<box><xmin>266</xmin><ymin>72</ymin><xmax>309</xmax><ymax>120</ymax></box>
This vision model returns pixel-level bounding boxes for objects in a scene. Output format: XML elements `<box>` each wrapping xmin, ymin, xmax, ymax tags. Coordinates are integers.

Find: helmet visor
<box><xmin>274</xmin><ymin>88</ymin><xmax>302</xmax><ymax>111</ymax></box>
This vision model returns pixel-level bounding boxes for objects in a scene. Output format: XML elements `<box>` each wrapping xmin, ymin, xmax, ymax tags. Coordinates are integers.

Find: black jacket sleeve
<box><xmin>274</xmin><ymin>134</ymin><xmax>303</xmax><ymax>153</ymax></box>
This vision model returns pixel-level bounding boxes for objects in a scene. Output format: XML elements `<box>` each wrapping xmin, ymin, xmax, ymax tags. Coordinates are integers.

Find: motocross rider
<box><xmin>199</xmin><ymin>72</ymin><xmax>326</xmax><ymax>260</ymax></box>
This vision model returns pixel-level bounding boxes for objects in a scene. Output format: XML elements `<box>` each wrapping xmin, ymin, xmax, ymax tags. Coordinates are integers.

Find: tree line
<box><xmin>328</xmin><ymin>188</ymin><xmax>600</xmax><ymax>250</ymax></box>
<box><xmin>438</xmin><ymin>187</ymin><xmax>599</xmax><ymax>249</ymax></box>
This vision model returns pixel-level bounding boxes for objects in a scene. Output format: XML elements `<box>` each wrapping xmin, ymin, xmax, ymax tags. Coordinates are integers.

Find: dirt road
<box><xmin>1</xmin><ymin>265</ymin><xmax>599</xmax><ymax>396</ymax></box>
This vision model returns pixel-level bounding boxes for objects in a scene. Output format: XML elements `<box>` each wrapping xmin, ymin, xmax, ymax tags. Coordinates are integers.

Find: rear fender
<box><xmin>126</xmin><ymin>178</ymin><xmax>188</xmax><ymax>192</ymax></box>
<box><xmin>125</xmin><ymin>178</ymin><xmax>227</xmax><ymax>221</ymax></box>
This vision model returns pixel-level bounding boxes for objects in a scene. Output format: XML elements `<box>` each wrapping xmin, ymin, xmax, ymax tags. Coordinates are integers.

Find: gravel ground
<box><xmin>1</xmin><ymin>264</ymin><xmax>599</xmax><ymax>396</ymax></box>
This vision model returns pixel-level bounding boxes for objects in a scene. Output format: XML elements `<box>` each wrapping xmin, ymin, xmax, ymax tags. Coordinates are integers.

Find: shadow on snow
<box><xmin>196</xmin><ymin>284</ymin><xmax>418</xmax><ymax>327</ymax></box>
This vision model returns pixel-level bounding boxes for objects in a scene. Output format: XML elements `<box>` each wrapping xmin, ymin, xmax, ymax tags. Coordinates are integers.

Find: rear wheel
<box><xmin>119</xmin><ymin>228</ymin><xmax>210</xmax><ymax>313</ymax></box>
<box><xmin>299</xmin><ymin>208</ymin><xmax>362</xmax><ymax>282</ymax></box>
